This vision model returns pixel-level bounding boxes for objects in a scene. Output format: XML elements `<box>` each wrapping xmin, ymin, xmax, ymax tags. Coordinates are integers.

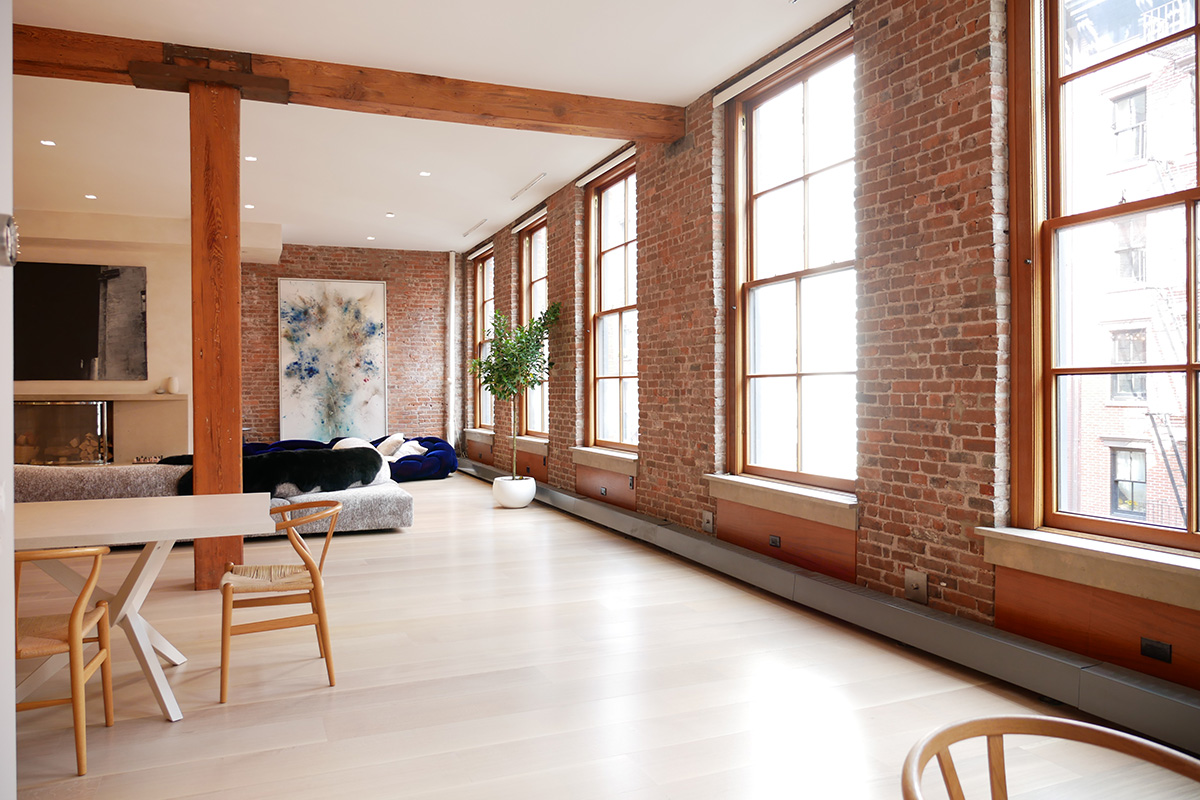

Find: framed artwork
<box><xmin>278</xmin><ymin>278</ymin><xmax>387</xmax><ymax>441</ymax></box>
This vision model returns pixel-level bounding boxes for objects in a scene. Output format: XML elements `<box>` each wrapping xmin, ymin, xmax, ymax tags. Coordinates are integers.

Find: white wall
<box><xmin>11</xmin><ymin>212</ymin><xmax>282</xmax><ymax>460</ymax></box>
<box><xmin>2</xmin><ymin>0</ymin><xmax>17</xmax><ymax>792</ymax></box>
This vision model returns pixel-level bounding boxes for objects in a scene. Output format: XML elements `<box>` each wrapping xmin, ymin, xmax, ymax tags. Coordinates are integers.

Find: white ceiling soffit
<box><xmin>13</xmin><ymin>0</ymin><xmax>849</xmax><ymax>252</ymax></box>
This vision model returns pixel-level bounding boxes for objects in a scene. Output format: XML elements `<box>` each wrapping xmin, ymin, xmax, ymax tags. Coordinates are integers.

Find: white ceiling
<box><xmin>13</xmin><ymin>0</ymin><xmax>846</xmax><ymax>253</ymax></box>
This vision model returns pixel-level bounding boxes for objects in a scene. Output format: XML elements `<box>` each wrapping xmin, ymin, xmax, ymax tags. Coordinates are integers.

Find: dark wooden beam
<box><xmin>15</xmin><ymin>24</ymin><xmax>686</xmax><ymax>142</ymax></box>
<box><xmin>190</xmin><ymin>81</ymin><xmax>245</xmax><ymax>590</ymax></box>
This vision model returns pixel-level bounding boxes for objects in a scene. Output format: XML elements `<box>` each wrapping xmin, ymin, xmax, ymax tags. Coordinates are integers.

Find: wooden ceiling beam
<box><xmin>14</xmin><ymin>24</ymin><xmax>686</xmax><ymax>143</ymax></box>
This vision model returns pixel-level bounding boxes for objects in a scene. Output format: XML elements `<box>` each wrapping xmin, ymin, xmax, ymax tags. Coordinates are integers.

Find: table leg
<box><xmin>121</xmin><ymin>611</ymin><xmax>183</xmax><ymax>722</ymax></box>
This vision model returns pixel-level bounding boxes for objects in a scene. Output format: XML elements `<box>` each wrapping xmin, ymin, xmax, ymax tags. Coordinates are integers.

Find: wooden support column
<box><xmin>190</xmin><ymin>81</ymin><xmax>244</xmax><ymax>590</ymax></box>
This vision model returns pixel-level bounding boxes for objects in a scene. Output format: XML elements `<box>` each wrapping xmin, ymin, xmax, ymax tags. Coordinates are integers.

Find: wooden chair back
<box><xmin>271</xmin><ymin>500</ymin><xmax>342</xmax><ymax>576</ymax></box>
<box><xmin>901</xmin><ymin>715</ymin><xmax>1200</xmax><ymax>800</ymax></box>
<box><xmin>15</xmin><ymin>546</ymin><xmax>110</xmax><ymax>642</ymax></box>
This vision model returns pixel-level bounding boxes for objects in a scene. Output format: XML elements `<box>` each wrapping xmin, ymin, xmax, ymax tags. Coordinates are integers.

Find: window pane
<box><xmin>601</xmin><ymin>180</ymin><xmax>627</xmax><ymax>249</ymax></box>
<box><xmin>801</xmin><ymin>374</ymin><xmax>856</xmax><ymax>480</ymax></box>
<box><xmin>806</xmin><ymin>52</ymin><xmax>855</xmax><ymax>171</ymax></box>
<box><xmin>753</xmin><ymin>82</ymin><xmax>805</xmax><ymax>192</ymax></box>
<box><xmin>800</xmin><ymin>268</ymin><xmax>856</xmax><ymax>373</ymax></box>
<box><xmin>1059</xmin><ymin>0</ymin><xmax>1193</xmax><ymax>74</ymax></box>
<box><xmin>1054</xmin><ymin>206</ymin><xmax>1185</xmax><ymax>368</ymax></box>
<box><xmin>748</xmin><ymin>280</ymin><xmax>797</xmax><ymax>375</ymax></box>
<box><xmin>754</xmin><ymin>180</ymin><xmax>805</xmax><ymax>280</ymax></box>
<box><xmin>749</xmin><ymin>376</ymin><xmax>798</xmax><ymax>472</ymax></box>
<box><xmin>1061</xmin><ymin>38</ymin><xmax>1197</xmax><ymax>215</ymax></box>
<box><xmin>627</xmin><ymin>173</ymin><xmax>638</xmax><ymax>242</ymax></box>
<box><xmin>622</xmin><ymin>378</ymin><xmax>639</xmax><ymax>445</ymax></box>
<box><xmin>531</xmin><ymin>227</ymin><xmax>548</xmax><ymax>280</ymax></box>
<box><xmin>621</xmin><ymin>309</ymin><xmax>638</xmax><ymax>375</ymax></box>
<box><xmin>479</xmin><ymin>341</ymin><xmax>494</xmax><ymax>427</ymax></box>
<box><xmin>600</xmin><ymin>247</ymin><xmax>626</xmax><ymax>311</ymax></box>
<box><xmin>483</xmin><ymin>257</ymin><xmax>494</xmax><ymax>299</ymax></box>
<box><xmin>597</xmin><ymin>378</ymin><xmax>620</xmax><ymax>442</ymax></box>
<box><xmin>807</xmin><ymin>162</ymin><xmax>856</xmax><ymax>268</ymax></box>
<box><xmin>597</xmin><ymin>313</ymin><xmax>619</xmax><ymax>377</ymax></box>
<box><xmin>627</xmin><ymin>242</ymin><xmax>638</xmax><ymax>306</ymax></box>
<box><xmin>482</xmin><ymin>298</ymin><xmax>494</xmax><ymax>333</ymax></box>
<box><xmin>1055</xmin><ymin>372</ymin><xmax>1186</xmax><ymax>529</ymax></box>
<box><xmin>532</xmin><ymin>280</ymin><xmax>547</xmax><ymax>316</ymax></box>
<box><xmin>527</xmin><ymin>382</ymin><xmax>546</xmax><ymax>434</ymax></box>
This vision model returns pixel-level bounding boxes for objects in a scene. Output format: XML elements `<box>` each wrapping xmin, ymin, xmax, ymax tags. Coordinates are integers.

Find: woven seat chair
<box><xmin>901</xmin><ymin>715</ymin><xmax>1200</xmax><ymax>800</ymax></box>
<box><xmin>15</xmin><ymin>546</ymin><xmax>114</xmax><ymax>776</ymax></box>
<box><xmin>219</xmin><ymin>500</ymin><xmax>342</xmax><ymax>703</ymax></box>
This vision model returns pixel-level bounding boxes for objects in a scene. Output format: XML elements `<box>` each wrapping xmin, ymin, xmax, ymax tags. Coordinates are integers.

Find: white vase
<box><xmin>493</xmin><ymin>476</ymin><xmax>537</xmax><ymax>508</ymax></box>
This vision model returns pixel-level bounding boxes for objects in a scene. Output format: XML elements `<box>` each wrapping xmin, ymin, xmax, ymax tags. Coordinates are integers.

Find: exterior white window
<box><xmin>475</xmin><ymin>252</ymin><xmax>495</xmax><ymax>428</ymax></box>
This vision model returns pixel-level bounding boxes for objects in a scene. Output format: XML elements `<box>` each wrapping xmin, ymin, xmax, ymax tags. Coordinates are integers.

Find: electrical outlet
<box><xmin>904</xmin><ymin>569</ymin><xmax>928</xmax><ymax>604</ymax></box>
<box><xmin>769</xmin><ymin>535</ymin><xmax>781</xmax><ymax>548</ymax></box>
<box><xmin>701</xmin><ymin>511</ymin><xmax>714</xmax><ymax>534</ymax></box>
<box><xmin>1141</xmin><ymin>637</ymin><xmax>1172</xmax><ymax>663</ymax></box>
<box><xmin>600</xmin><ymin>486</ymin><xmax>607</xmax><ymax>496</ymax></box>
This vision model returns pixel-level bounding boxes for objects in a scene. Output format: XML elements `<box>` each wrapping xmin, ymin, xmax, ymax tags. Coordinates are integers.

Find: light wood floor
<box><xmin>14</xmin><ymin>474</ymin><xmax>1200</xmax><ymax>798</ymax></box>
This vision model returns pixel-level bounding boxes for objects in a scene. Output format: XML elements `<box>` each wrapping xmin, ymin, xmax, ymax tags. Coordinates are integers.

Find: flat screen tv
<box><xmin>13</xmin><ymin>261</ymin><xmax>148</xmax><ymax>381</ymax></box>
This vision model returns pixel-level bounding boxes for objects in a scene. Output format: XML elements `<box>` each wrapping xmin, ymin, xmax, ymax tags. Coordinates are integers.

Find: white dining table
<box><xmin>15</xmin><ymin>493</ymin><xmax>274</xmax><ymax>721</ymax></box>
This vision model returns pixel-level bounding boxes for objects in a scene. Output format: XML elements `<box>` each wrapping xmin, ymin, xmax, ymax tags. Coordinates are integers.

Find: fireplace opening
<box><xmin>14</xmin><ymin>401</ymin><xmax>113</xmax><ymax>465</ymax></box>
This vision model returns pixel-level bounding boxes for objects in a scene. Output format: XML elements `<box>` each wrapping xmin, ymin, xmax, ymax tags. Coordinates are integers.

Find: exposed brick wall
<box><xmin>242</xmin><ymin>244</ymin><xmax>449</xmax><ymax>443</ymax></box>
<box><xmin>855</xmin><ymin>0</ymin><xmax>1010</xmax><ymax>622</ymax></box>
<box><xmin>489</xmin><ymin>226</ymin><xmax>519</xmax><ymax>476</ymax></box>
<box><xmin>635</xmin><ymin>96</ymin><xmax>726</xmax><ymax>530</ymax></box>
<box><xmin>546</xmin><ymin>183</ymin><xmax>586</xmax><ymax>491</ymax></box>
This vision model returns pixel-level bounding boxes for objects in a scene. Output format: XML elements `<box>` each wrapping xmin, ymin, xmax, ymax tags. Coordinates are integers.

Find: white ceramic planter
<box><xmin>493</xmin><ymin>476</ymin><xmax>537</xmax><ymax>508</ymax></box>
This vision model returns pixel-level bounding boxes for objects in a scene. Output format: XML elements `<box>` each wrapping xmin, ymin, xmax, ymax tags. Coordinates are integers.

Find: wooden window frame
<box><xmin>725</xmin><ymin>30</ymin><xmax>856</xmax><ymax>494</ymax></box>
<box><xmin>1010</xmin><ymin>0</ymin><xmax>1200</xmax><ymax>550</ymax></box>
<box><xmin>473</xmin><ymin>248</ymin><xmax>495</xmax><ymax>429</ymax></box>
<box><xmin>586</xmin><ymin>161</ymin><xmax>639</xmax><ymax>451</ymax></box>
<box><xmin>521</xmin><ymin>219</ymin><xmax>550</xmax><ymax>438</ymax></box>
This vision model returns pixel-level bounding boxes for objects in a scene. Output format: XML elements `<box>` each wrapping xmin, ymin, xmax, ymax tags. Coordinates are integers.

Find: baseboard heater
<box><xmin>459</xmin><ymin>462</ymin><xmax>1200</xmax><ymax>754</ymax></box>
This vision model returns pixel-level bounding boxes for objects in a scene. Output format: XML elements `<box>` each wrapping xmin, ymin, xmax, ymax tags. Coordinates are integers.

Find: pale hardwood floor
<box><xmin>14</xmin><ymin>474</ymin><xmax>1200</xmax><ymax>798</ymax></box>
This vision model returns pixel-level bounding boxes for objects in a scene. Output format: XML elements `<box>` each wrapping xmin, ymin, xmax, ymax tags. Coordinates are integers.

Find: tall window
<box><xmin>590</xmin><ymin>166</ymin><xmax>638</xmax><ymax>448</ymax></box>
<box><xmin>731</xmin><ymin>34</ymin><xmax>856</xmax><ymax>491</ymax></box>
<box><xmin>1016</xmin><ymin>0</ymin><xmax>1199</xmax><ymax>546</ymax></box>
<box><xmin>474</xmin><ymin>251</ymin><xmax>495</xmax><ymax>428</ymax></box>
<box><xmin>523</xmin><ymin>221</ymin><xmax>550</xmax><ymax>437</ymax></box>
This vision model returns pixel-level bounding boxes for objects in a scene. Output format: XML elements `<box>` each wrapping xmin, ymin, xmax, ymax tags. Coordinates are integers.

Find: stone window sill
<box><xmin>571</xmin><ymin>446</ymin><xmax>638</xmax><ymax>477</ymax></box>
<box><xmin>515</xmin><ymin>436</ymin><xmax>548</xmax><ymax>456</ymax></box>
<box><xmin>979</xmin><ymin>526</ymin><xmax>1200</xmax><ymax>612</ymax></box>
<box><xmin>704</xmin><ymin>473</ymin><xmax>857</xmax><ymax>531</ymax></box>
<box><xmin>464</xmin><ymin>428</ymin><xmax>494</xmax><ymax>444</ymax></box>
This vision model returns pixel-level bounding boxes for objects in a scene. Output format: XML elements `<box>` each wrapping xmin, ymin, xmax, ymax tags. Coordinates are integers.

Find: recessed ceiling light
<box><xmin>244</xmin><ymin>156</ymin><xmax>258</xmax><ymax>162</ymax></box>
<box><xmin>462</xmin><ymin>218</ymin><xmax>487</xmax><ymax>237</ymax></box>
<box><xmin>385</xmin><ymin>212</ymin><xmax>395</xmax><ymax>218</ymax></box>
<box><xmin>366</xmin><ymin>236</ymin><xmax>376</xmax><ymax>241</ymax></box>
<box><xmin>40</xmin><ymin>140</ymin><xmax>56</xmax><ymax>146</ymax></box>
<box><xmin>419</xmin><ymin>171</ymin><xmax>432</xmax><ymax>177</ymax></box>
<box><xmin>84</xmin><ymin>194</ymin><xmax>97</xmax><ymax>200</ymax></box>
<box><xmin>244</xmin><ymin>204</ymin><xmax>255</xmax><ymax>209</ymax></box>
<box><xmin>511</xmin><ymin>172</ymin><xmax>547</xmax><ymax>201</ymax></box>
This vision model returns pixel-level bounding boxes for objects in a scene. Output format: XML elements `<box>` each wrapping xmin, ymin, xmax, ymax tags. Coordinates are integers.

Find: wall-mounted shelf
<box><xmin>15</xmin><ymin>393</ymin><xmax>188</xmax><ymax>402</ymax></box>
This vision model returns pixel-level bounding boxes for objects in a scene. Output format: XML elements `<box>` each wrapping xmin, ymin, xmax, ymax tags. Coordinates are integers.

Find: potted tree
<box><xmin>469</xmin><ymin>302</ymin><xmax>561</xmax><ymax>508</ymax></box>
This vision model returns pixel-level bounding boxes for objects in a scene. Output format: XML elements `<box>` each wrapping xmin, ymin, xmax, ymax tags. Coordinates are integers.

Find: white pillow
<box><xmin>395</xmin><ymin>440</ymin><xmax>428</xmax><ymax>458</ymax></box>
<box><xmin>332</xmin><ymin>437</ymin><xmax>375</xmax><ymax>451</ymax></box>
<box><xmin>375</xmin><ymin>432</ymin><xmax>408</xmax><ymax>457</ymax></box>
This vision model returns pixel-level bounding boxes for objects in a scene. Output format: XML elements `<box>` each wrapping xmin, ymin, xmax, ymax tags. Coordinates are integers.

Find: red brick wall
<box><xmin>242</xmin><ymin>244</ymin><xmax>449</xmax><ymax>443</ymax></box>
<box><xmin>854</xmin><ymin>0</ymin><xmax>1010</xmax><ymax>622</ymax></box>
<box><xmin>635</xmin><ymin>96</ymin><xmax>726</xmax><ymax>530</ymax></box>
<box><xmin>546</xmin><ymin>183</ymin><xmax>586</xmax><ymax>491</ymax></box>
<box><xmin>489</xmin><ymin>226</ymin><xmax>519</xmax><ymax>476</ymax></box>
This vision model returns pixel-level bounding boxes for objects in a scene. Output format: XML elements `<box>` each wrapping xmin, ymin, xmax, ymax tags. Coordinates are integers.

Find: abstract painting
<box><xmin>278</xmin><ymin>278</ymin><xmax>387</xmax><ymax>441</ymax></box>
